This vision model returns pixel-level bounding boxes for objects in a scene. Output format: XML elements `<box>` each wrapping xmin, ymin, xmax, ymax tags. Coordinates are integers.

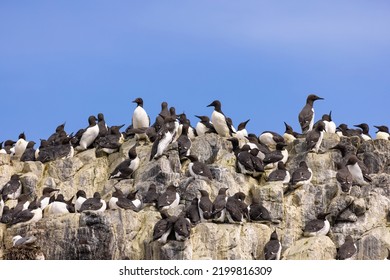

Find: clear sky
<box><xmin>1</xmin><ymin>1</ymin><xmax>390</xmax><ymax>144</ymax></box>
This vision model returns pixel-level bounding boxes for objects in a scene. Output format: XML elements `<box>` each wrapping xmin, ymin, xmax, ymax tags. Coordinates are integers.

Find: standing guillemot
<box><xmin>109</xmin><ymin>145</ymin><xmax>139</xmax><ymax>179</ymax></box>
<box><xmin>75</xmin><ymin>190</ymin><xmax>87</xmax><ymax>213</ymax></box>
<box><xmin>267</xmin><ymin>161</ymin><xmax>290</xmax><ymax>184</ymax></box>
<box><xmin>305</xmin><ymin>120</ymin><xmax>326</xmax><ymax>153</ymax></box>
<box><xmin>1</xmin><ymin>174</ymin><xmax>22</xmax><ymax>201</ymax></box>
<box><xmin>75</xmin><ymin>115</ymin><xmax>99</xmax><ymax>151</ymax></box>
<box><xmin>194</xmin><ymin>115</ymin><xmax>216</xmax><ymax>136</ymax></box>
<box><xmin>336</xmin><ymin>235</ymin><xmax>357</xmax><ymax>260</ymax></box>
<box><xmin>235</xmin><ymin>119</ymin><xmax>250</xmax><ymax>140</ymax></box>
<box><xmin>207</xmin><ymin>100</ymin><xmax>234</xmax><ymax>137</ymax></box>
<box><xmin>150</xmin><ymin>115</ymin><xmax>177</xmax><ymax>160</ymax></box>
<box><xmin>142</xmin><ymin>184</ymin><xmax>159</xmax><ymax>207</ymax></box>
<box><xmin>374</xmin><ymin>125</ymin><xmax>390</xmax><ymax>140</ymax></box>
<box><xmin>14</xmin><ymin>132</ymin><xmax>28</xmax><ymax>157</ymax></box>
<box><xmin>263</xmin><ymin>143</ymin><xmax>288</xmax><ymax>170</ymax></box>
<box><xmin>298</xmin><ymin>94</ymin><xmax>324</xmax><ymax>134</ymax></box>
<box><xmin>322</xmin><ymin>111</ymin><xmax>336</xmax><ymax>134</ymax></box>
<box><xmin>79</xmin><ymin>192</ymin><xmax>107</xmax><ymax>213</ymax></box>
<box><xmin>173</xmin><ymin>214</ymin><xmax>192</xmax><ymax>241</ymax></box>
<box><xmin>187</xmin><ymin>155</ymin><xmax>213</xmax><ymax>181</ymax></box>
<box><xmin>335</xmin><ymin>162</ymin><xmax>353</xmax><ymax>193</ymax></box>
<box><xmin>259</xmin><ymin>130</ymin><xmax>285</xmax><ymax>150</ymax></box>
<box><xmin>346</xmin><ymin>155</ymin><xmax>372</xmax><ymax>185</ymax></box>
<box><xmin>152</xmin><ymin>213</ymin><xmax>178</xmax><ymax>244</ymax></box>
<box><xmin>109</xmin><ymin>187</ymin><xmax>141</xmax><ymax>211</ymax></box>
<box><xmin>132</xmin><ymin>97</ymin><xmax>150</xmax><ymax>128</ymax></box>
<box><xmin>283</xmin><ymin>122</ymin><xmax>300</xmax><ymax>144</ymax></box>
<box><xmin>198</xmin><ymin>189</ymin><xmax>213</xmax><ymax>222</ymax></box>
<box><xmin>177</xmin><ymin>123</ymin><xmax>192</xmax><ymax>159</ymax></box>
<box><xmin>264</xmin><ymin>230</ymin><xmax>282</xmax><ymax>260</ymax></box>
<box><xmin>354</xmin><ymin>123</ymin><xmax>372</xmax><ymax>141</ymax></box>
<box><xmin>290</xmin><ymin>161</ymin><xmax>313</xmax><ymax>188</ymax></box>
<box><xmin>336</xmin><ymin>124</ymin><xmax>361</xmax><ymax>137</ymax></box>
<box><xmin>97</xmin><ymin>113</ymin><xmax>109</xmax><ymax>139</ymax></box>
<box><xmin>212</xmin><ymin>187</ymin><xmax>229</xmax><ymax>223</ymax></box>
<box><xmin>303</xmin><ymin>213</ymin><xmax>330</xmax><ymax>237</ymax></box>
<box><xmin>20</xmin><ymin>141</ymin><xmax>36</xmax><ymax>162</ymax></box>
<box><xmin>157</xmin><ymin>184</ymin><xmax>180</xmax><ymax>212</ymax></box>
<box><xmin>95</xmin><ymin>124</ymin><xmax>124</xmax><ymax>154</ymax></box>
<box><xmin>185</xmin><ymin>197</ymin><xmax>201</xmax><ymax>225</ymax></box>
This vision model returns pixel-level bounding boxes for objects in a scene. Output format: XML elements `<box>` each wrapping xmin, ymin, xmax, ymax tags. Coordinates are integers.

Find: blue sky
<box><xmin>1</xmin><ymin>1</ymin><xmax>390</xmax><ymax>144</ymax></box>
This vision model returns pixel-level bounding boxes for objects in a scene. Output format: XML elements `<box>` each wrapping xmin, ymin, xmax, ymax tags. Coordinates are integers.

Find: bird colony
<box><xmin>1</xmin><ymin>95</ymin><xmax>390</xmax><ymax>260</ymax></box>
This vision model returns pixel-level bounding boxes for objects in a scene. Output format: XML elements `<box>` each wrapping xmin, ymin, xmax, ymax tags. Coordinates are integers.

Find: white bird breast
<box><xmin>133</xmin><ymin>106</ymin><xmax>149</xmax><ymax>128</ymax></box>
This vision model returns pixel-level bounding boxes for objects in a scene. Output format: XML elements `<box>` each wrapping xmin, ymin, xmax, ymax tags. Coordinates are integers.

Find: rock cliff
<box><xmin>1</xmin><ymin>133</ymin><xmax>390</xmax><ymax>260</ymax></box>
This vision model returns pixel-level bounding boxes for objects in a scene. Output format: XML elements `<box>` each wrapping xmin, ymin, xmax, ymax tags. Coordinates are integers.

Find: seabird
<box><xmin>321</xmin><ymin>111</ymin><xmax>336</xmax><ymax>134</ymax></box>
<box><xmin>97</xmin><ymin>113</ymin><xmax>109</xmax><ymax>138</ymax></box>
<box><xmin>354</xmin><ymin>123</ymin><xmax>372</xmax><ymax>141</ymax></box>
<box><xmin>38</xmin><ymin>187</ymin><xmax>60</xmax><ymax>210</ymax></box>
<box><xmin>109</xmin><ymin>187</ymin><xmax>141</xmax><ymax>211</ymax></box>
<box><xmin>0</xmin><ymin>206</ymin><xmax>12</xmax><ymax>224</ymax></box>
<box><xmin>298</xmin><ymin>94</ymin><xmax>324</xmax><ymax>134</ymax></box>
<box><xmin>149</xmin><ymin>115</ymin><xmax>177</xmax><ymax>160</ymax></box>
<box><xmin>346</xmin><ymin>155</ymin><xmax>372</xmax><ymax>185</ymax></box>
<box><xmin>1</xmin><ymin>174</ymin><xmax>22</xmax><ymax>201</ymax></box>
<box><xmin>306</xmin><ymin>120</ymin><xmax>326</xmax><ymax>153</ymax></box>
<box><xmin>95</xmin><ymin>124</ymin><xmax>124</xmax><ymax>154</ymax></box>
<box><xmin>177</xmin><ymin>123</ymin><xmax>192</xmax><ymax>159</ymax></box>
<box><xmin>126</xmin><ymin>190</ymin><xmax>143</xmax><ymax>212</ymax></box>
<box><xmin>225</xmin><ymin>192</ymin><xmax>248</xmax><ymax>223</ymax></box>
<box><xmin>283</xmin><ymin>122</ymin><xmax>299</xmax><ymax>144</ymax></box>
<box><xmin>336</xmin><ymin>124</ymin><xmax>361</xmax><ymax>138</ymax></box>
<box><xmin>12</xmin><ymin>235</ymin><xmax>37</xmax><ymax>247</ymax></box>
<box><xmin>14</xmin><ymin>132</ymin><xmax>28</xmax><ymax>157</ymax></box>
<box><xmin>236</xmin><ymin>145</ymin><xmax>256</xmax><ymax>175</ymax></box>
<box><xmin>303</xmin><ymin>213</ymin><xmax>330</xmax><ymax>237</ymax></box>
<box><xmin>198</xmin><ymin>189</ymin><xmax>213</xmax><ymax>222</ymax></box>
<box><xmin>194</xmin><ymin>115</ymin><xmax>215</xmax><ymax>136</ymax></box>
<box><xmin>177</xmin><ymin>113</ymin><xmax>197</xmax><ymax>140</ymax></box>
<box><xmin>142</xmin><ymin>184</ymin><xmax>159</xmax><ymax>207</ymax></box>
<box><xmin>157</xmin><ymin>184</ymin><xmax>180</xmax><ymax>211</ymax></box>
<box><xmin>263</xmin><ymin>143</ymin><xmax>288</xmax><ymax>170</ymax></box>
<box><xmin>153</xmin><ymin>213</ymin><xmax>178</xmax><ymax>244</ymax></box>
<box><xmin>1</xmin><ymin>140</ymin><xmax>16</xmax><ymax>155</ymax></box>
<box><xmin>45</xmin><ymin>194</ymin><xmax>74</xmax><ymax>216</ymax></box>
<box><xmin>132</xmin><ymin>97</ymin><xmax>150</xmax><ymax>128</ymax></box>
<box><xmin>212</xmin><ymin>187</ymin><xmax>228</xmax><ymax>223</ymax></box>
<box><xmin>151</xmin><ymin>101</ymin><xmax>169</xmax><ymax>133</ymax></box>
<box><xmin>335</xmin><ymin>162</ymin><xmax>353</xmax><ymax>193</ymax></box>
<box><xmin>245</xmin><ymin>134</ymin><xmax>270</xmax><ymax>160</ymax></box>
<box><xmin>187</xmin><ymin>155</ymin><xmax>213</xmax><ymax>181</ymax></box>
<box><xmin>20</xmin><ymin>141</ymin><xmax>36</xmax><ymax>162</ymax></box>
<box><xmin>374</xmin><ymin>125</ymin><xmax>390</xmax><ymax>140</ymax></box>
<box><xmin>267</xmin><ymin>161</ymin><xmax>291</xmax><ymax>184</ymax></box>
<box><xmin>173</xmin><ymin>214</ymin><xmax>192</xmax><ymax>241</ymax></box>
<box><xmin>264</xmin><ymin>230</ymin><xmax>282</xmax><ymax>260</ymax></box>
<box><xmin>47</xmin><ymin>122</ymin><xmax>67</xmax><ymax>146</ymax></box>
<box><xmin>248</xmin><ymin>200</ymin><xmax>272</xmax><ymax>223</ymax></box>
<box><xmin>207</xmin><ymin>100</ymin><xmax>234</xmax><ymax>137</ymax></box>
<box><xmin>290</xmin><ymin>161</ymin><xmax>313</xmax><ymax>187</ymax></box>
<box><xmin>259</xmin><ymin>131</ymin><xmax>285</xmax><ymax>150</ymax></box>
<box><xmin>8</xmin><ymin>199</ymin><xmax>42</xmax><ymax>227</ymax></box>
<box><xmin>75</xmin><ymin>190</ymin><xmax>87</xmax><ymax>213</ymax></box>
<box><xmin>79</xmin><ymin>192</ymin><xmax>107</xmax><ymax>213</ymax></box>
<box><xmin>76</xmin><ymin>115</ymin><xmax>99</xmax><ymax>151</ymax></box>
<box><xmin>235</xmin><ymin>119</ymin><xmax>250</xmax><ymax>140</ymax></box>
<box><xmin>7</xmin><ymin>193</ymin><xmax>31</xmax><ymax>217</ymax></box>
<box><xmin>336</xmin><ymin>235</ymin><xmax>357</xmax><ymax>260</ymax></box>
<box><xmin>185</xmin><ymin>197</ymin><xmax>201</xmax><ymax>225</ymax></box>
<box><xmin>109</xmin><ymin>145</ymin><xmax>140</xmax><ymax>179</ymax></box>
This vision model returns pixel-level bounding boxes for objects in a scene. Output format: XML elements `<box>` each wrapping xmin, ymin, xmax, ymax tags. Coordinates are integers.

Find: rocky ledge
<box><xmin>1</xmin><ymin>133</ymin><xmax>390</xmax><ymax>260</ymax></box>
